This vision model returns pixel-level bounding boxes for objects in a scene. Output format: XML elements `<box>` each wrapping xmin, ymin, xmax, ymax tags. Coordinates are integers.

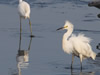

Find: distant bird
<box><xmin>57</xmin><ymin>21</ymin><xmax>96</xmax><ymax>69</ymax></box>
<box><xmin>18</xmin><ymin>0</ymin><xmax>34</xmax><ymax>37</ymax></box>
<box><xmin>88</xmin><ymin>1</ymin><xmax>100</xmax><ymax>18</ymax></box>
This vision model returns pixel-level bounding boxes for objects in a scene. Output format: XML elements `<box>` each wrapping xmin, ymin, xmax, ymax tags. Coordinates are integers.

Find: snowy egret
<box><xmin>57</xmin><ymin>21</ymin><xmax>96</xmax><ymax>69</ymax></box>
<box><xmin>18</xmin><ymin>0</ymin><xmax>34</xmax><ymax>37</ymax></box>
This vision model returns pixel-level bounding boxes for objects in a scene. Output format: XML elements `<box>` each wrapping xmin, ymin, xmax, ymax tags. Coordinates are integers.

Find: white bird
<box><xmin>57</xmin><ymin>21</ymin><xmax>96</xmax><ymax>69</ymax></box>
<box><xmin>18</xmin><ymin>0</ymin><xmax>34</xmax><ymax>37</ymax></box>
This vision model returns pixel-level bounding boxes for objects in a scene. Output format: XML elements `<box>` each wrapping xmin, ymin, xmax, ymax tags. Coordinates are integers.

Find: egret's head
<box><xmin>19</xmin><ymin>0</ymin><xmax>23</xmax><ymax>3</ymax></box>
<box><xmin>56</xmin><ymin>20</ymin><xmax>74</xmax><ymax>31</ymax></box>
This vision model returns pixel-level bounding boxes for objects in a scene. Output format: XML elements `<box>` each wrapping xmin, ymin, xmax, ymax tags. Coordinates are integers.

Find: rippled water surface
<box><xmin>0</xmin><ymin>0</ymin><xmax>100</xmax><ymax>75</ymax></box>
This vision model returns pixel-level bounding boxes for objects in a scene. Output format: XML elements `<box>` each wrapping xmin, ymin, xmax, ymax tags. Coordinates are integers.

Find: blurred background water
<box><xmin>0</xmin><ymin>0</ymin><xmax>100</xmax><ymax>75</ymax></box>
<box><xmin>0</xmin><ymin>0</ymin><xmax>90</xmax><ymax>7</ymax></box>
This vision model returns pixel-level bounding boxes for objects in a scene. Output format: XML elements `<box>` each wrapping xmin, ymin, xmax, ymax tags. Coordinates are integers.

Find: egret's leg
<box><xmin>71</xmin><ymin>68</ymin><xmax>73</xmax><ymax>75</ymax></box>
<box><xmin>19</xmin><ymin>16</ymin><xmax>22</xmax><ymax>50</ymax></box>
<box><xmin>19</xmin><ymin>33</ymin><xmax>22</xmax><ymax>50</ymax></box>
<box><xmin>20</xmin><ymin>16</ymin><xmax>22</xmax><ymax>35</ymax></box>
<box><xmin>29</xmin><ymin>18</ymin><xmax>32</xmax><ymax>36</ymax></box>
<box><xmin>80</xmin><ymin>54</ymin><xmax>83</xmax><ymax>70</ymax></box>
<box><xmin>71</xmin><ymin>54</ymin><xmax>74</xmax><ymax>69</ymax></box>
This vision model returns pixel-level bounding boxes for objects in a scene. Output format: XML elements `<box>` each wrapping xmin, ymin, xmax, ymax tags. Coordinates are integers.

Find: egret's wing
<box><xmin>18</xmin><ymin>3</ymin><xmax>25</xmax><ymax>17</ymax></box>
<box><xmin>23</xmin><ymin>1</ymin><xmax>30</xmax><ymax>14</ymax></box>
<box><xmin>71</xmin><ymin>33</ymin><xmax>92</xmax><ymax>43</ymax></box>
<box><xmin>70</xmin><ymin>34</ymin><xmax>92</xmax><ymax>57</ymax></box>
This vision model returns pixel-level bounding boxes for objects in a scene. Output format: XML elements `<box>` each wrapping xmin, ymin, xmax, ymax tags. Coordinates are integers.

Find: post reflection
<box><xmin>16</xmin><ymin>34</ymin><xmax>32</xmax><ymax>75</ymax></box>
<box><xmin>71</xmin><ymin>69</ymin><xmax>95</xmax><ymax>75</ymax></box>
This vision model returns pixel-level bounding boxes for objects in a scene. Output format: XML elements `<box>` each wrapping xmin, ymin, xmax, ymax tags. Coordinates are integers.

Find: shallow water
<box><xmin>0</xmin><ymin>0</ymin><xmax>100</xmax><ymax>75</ymax></box>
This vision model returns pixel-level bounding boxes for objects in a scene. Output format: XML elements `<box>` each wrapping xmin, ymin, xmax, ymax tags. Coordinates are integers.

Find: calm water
<box><xmin>0</xmin><ymin>0</ymin><xmax>100</xmax><ymax>75</ymax></box>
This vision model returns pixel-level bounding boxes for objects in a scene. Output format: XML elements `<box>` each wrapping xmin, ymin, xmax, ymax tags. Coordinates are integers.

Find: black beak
<box><xmin>56</xmin><ymin>27</ymin><xmax>64</xmax><ymax>31</ymax></box>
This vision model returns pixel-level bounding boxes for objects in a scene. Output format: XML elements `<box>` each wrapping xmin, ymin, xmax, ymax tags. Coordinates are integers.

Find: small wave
<box><xmin>75</xmin><ymin>29</ymin><xmax>100</xmax><ymax>34</ymax></box>
<box><xmin>0</xmin><ymin>0</ymin><xmax>90</xmax><ymax>7</ymax></box>
<box><xmin>83</xmin><ymin>19</ymin><xmax>100</xmax><ymax>22</ymax></box>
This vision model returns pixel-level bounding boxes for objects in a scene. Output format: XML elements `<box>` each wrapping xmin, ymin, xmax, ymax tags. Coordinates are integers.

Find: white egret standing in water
<box><xmin>57</xmin><ymin>21</ymin><xmax>96</xmax><ymax>69</ymax></box>
<box><xmin>18</xmin><ymin>0</ymin><xmax>34</xmax><ymax>37</ymax></box>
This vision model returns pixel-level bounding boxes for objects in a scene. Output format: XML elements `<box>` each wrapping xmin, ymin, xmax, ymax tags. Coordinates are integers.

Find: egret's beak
<box><xmin>56</xmin><ymin>27</ymin><xmax>64</xmax><ymax>31</ymax></box>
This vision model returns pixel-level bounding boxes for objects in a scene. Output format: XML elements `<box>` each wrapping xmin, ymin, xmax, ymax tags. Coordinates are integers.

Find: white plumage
<box><xmin>57</xmin><ymin>21</ymin><xmax>96</xmax><ymax>69</ymax></box>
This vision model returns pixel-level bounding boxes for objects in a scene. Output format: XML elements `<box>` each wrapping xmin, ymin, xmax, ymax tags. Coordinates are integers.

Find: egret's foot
<box><xmin>80</xmin><ymin>66</ymin><xmax>82</xmax><ymax>70</ymax></box>
<box><xmin>30</xmin><ymin>35</ymin><xmax>35</xmax><ymax>38</ymax></box>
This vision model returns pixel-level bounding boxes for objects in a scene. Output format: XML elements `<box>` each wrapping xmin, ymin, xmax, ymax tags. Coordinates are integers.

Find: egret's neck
<box><xmin>62</xmin><ymin>28</ymin><xmax>73</xmax><ymax>53</ymax></box>
<box><xmin>19</xmin><ymin>0</ymin><xmax>23</xmax><ymax>3</ymax></box>
<box><xmin>63</xmin><ymin>28</ymin><xmax>73</xmax><ymax>41</ymax></box>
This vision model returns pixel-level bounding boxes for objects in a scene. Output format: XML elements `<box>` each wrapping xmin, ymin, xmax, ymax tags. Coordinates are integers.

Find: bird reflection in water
<box><xmin>92</xmin><ymin>52</ymin><xmax>100</xmax><ymax>66</ymax></box>
<box><xmin>16</xmin><ymin>34</ymin><xmax>32</xmax><ymax>75</ymax></box>
<box><xmin>71</xmin><ymin>69</ymin><xmax>95</xmax><ymax>75</ymax></box>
